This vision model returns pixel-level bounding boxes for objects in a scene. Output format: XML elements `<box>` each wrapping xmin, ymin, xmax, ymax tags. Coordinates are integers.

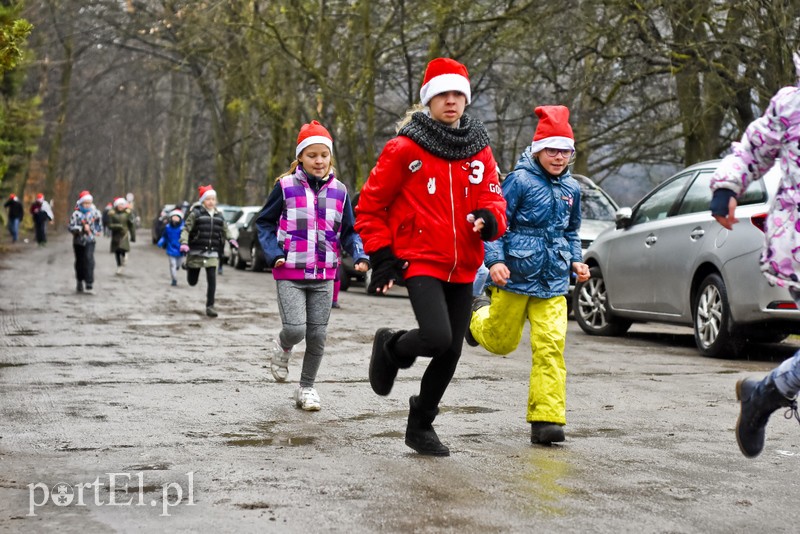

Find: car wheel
<box><xmin>338</xmin><ymin>264</ymin><xmax>350</xmax><ymax>292</ymax></box>
<box><xmin>573</xmin><ymin>266</ymin><xmax>632</xmax><ymax>336</ymax></box>
<box><xmin>232</xmin><ymin>248</ymin><xmax>245</xmax><ymax>270</ymax></box>
<box><xmin>693</xmin><ymin>273</ymin><xmax>738</xmax><ymax>357</ymax></box>
<box><xmin>251</xmin><ymin>244</ymin><xmax>267</xmax><ymax>272</ymax></box>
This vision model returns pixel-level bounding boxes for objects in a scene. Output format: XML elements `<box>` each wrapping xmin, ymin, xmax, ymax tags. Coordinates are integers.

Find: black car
<box><xmin>232</xmin><ymin>211</ymin><xmax>269</xmax><ymax>272</ymax></box>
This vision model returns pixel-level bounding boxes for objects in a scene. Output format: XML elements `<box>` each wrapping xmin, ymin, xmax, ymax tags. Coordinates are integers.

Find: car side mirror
<box><xmin>614</xmin><ymin>207</ymin><xmax>633</xmax><ymax>229</ymax></box>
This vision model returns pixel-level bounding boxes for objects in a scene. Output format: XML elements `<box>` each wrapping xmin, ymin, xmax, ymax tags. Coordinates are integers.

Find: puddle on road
<box><xmin>123</xmin><ymin>463</ymin><xmax>172</xmax><ymax>471</ymax></box>
<box><xmin>441</xmin><ymin>406</ymin><xmax>500</xmax><ymax>415</ymax></box>
<box><xmin>0</xmin><ymin>362</ymin><xmax>27</xmax><ymax>368</ymax></box>
<box><xmin>7</xmin><ymin>328</ymin><xmax>39</xmax><ymax>336</ymax></box>
<box><xmin>372</xmin><ymin>430</ymin><xmax>404</xmax><ymax>439</ymax></box>
<box><xmin>226</xmin><ymin>436</ymin><xmax>316</xmax><ymax>447</ymax></box>
<box><xmin>568</xmin><ymin>427</ymin><xmax>625</xmax><ymax>439</ymax></box>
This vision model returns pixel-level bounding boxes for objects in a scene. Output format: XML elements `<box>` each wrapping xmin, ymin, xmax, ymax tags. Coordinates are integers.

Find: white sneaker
<box><xmin>116</xmin><ymin>266</ymin><xmax>123</xmax><ymax>275</ymax></box>
<box><xmin>294</xmin><ymin>387</ymin><xmax>321</xmax><ymax>411</ymax></box>
<box><xmin>269</xmin><ymin>340</ymin><xmax>291</xmax><ymax>382</ymax></box>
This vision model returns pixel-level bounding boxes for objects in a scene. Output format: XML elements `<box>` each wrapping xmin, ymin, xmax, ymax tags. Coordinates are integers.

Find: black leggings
<box><xmin>187</xmin><ymin>266</ymin><xmax>217</xmax><ymax>307</ymax></box>
<box><xmin>115</xmin><ymin>250</ymin><xmax>126</xmax><ymax>266</ymax></box>
<box><xmin>393</xmin><ymin>276</ymin><xmax>473</xmax><ymax>411</ymax></box>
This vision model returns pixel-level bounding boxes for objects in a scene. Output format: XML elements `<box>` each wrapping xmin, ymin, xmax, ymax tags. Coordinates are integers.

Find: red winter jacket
<box><xmin>356</xmin><ymin>135</ymin><xmax>507</xmax><ymax>284</ymax></box>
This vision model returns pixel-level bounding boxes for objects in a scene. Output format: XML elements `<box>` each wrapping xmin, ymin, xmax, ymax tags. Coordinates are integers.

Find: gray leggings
<box><xmin>275</xmin><ymin>279</ymin><xmax>333</xmax><ymax>387</ymax></box>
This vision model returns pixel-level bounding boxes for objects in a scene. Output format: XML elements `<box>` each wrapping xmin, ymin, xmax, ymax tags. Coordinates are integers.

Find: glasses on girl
<box><xmin>544</xmin><ymin>148</ymin><xmax>574</xmax><ymax>158</ymax></box>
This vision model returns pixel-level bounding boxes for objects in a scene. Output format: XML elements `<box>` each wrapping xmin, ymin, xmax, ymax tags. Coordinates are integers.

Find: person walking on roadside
<box><xmin>710</xmin><ymin>51</ymin><xmax>800</xmax><ymax>459</ymax></box>
<box><xmin>29</xmin><ymin>193</ymin><xmax>53</xmax><ymax>246</ymax></box>
<box><xmin>256</xmin><ymin>120</ymin><xmax>369</xmax><ymax>411</ymax></box>
<box><xmin>157</xmin><ymin>208</ymin><xmax>185</xmax><ymax>286</ymax></box>
<box><xmin>68</xmin><ymin>190</ymin><xmax>103</xmax><ymax>293</ymax></box>
<box><xmin>108</xmin><ymin>197</ymin><xmax>136</xmax><ymax>275</ymax></box>
<box><xmin>355</xmin><ymin>58</ymin><xmax>507</xmax><ymax>456</ymax></box>
<box><xmin>465</xmin><ymin>105</ymin><xmax>590</xmax><ymax>446</ymax></box>
<box><xmin>180</xmin><ymin>185</ymin><xmax>237</xmax><ymax>318</ymax></box>
<box><xmin>4</xmin><ymin>193</ymin><xmax>23</xmax><ymax>243</ymax></box>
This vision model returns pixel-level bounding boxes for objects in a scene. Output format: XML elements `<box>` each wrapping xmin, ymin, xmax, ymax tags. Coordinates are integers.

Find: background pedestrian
<box><xmin>108</xmin><ymin>197</ymin><xmax>136</xmax><ymax>274</ymax></box>
<box><xmin>68</xmin><ymin>190</ymin><xmax>102</xmax><ymax>292</ymax></box>
<box><xmin>29</xmin><ymin>193</ymin><xmax>53</xmax><ymax>246</ymax></box>
<box><xmin>3</xmin><ymin>193</ymin><xmax>23</xmax><ymax>243</ymax></box>
<box><xmin>157</xmin><ymin>208</ymin><xmax>184</xmax><ymax>286</ymax></box>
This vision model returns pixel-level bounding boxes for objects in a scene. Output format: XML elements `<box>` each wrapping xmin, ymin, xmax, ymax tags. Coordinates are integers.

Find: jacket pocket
<box><xmin>393</xmin><ymin>213</ymin><xmax>417</xmax><ymax>252</ymax></box>
<box><xmin>506</xmin><ymin>248</ymin><xmax>543</xmax><ymax>283</ymax></box>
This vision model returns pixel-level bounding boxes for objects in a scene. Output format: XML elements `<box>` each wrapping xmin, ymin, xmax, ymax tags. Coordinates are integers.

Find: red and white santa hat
<box><xmin>113</xmin><ymin>197</ymin><xmax>127</xmax><ymax>208</ymax></box>
<box><xmin>8</xmin><ymin>193</ymin><xmax>16</xmax><ymax>200</ymax></box>
<box><xmin>35</xmin><ymin>193</ymin><xmax>44</xmax><ymax>201</ymax></box>
<box><xmin>198</xmin><ymin>184</ymin><xmax>216</xmax><ymax>202</ymax></box>
<box><xmin>77</xmin><ymin>190</ymin><xmax>93</xmax><ymax>204</ymax></box>
<box><xmin>169</xmin><ymin>208</ymin><xmax>183</xmax><ymax>219</ymax></box>
<box><xmin>531</xmin><ymin>105</ymin><xmax>575</xmax><ymax>154</ymax></box>
<box><xmin>419</xmin><ymin>57</ymin><xmax>472</xmax><ymax>106</ymax></box>
<box><xmin>296</xmin><ymin>120</ymin><xmax>333</xmax><ymax>158</ymax></box>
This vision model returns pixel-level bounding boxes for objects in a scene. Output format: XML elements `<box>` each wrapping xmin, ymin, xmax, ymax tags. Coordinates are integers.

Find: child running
<box><xmin>355</xmin><ymin>58</ymin><xmax>507</xmax><ymax>455</ymax></box>
<box><xmin>157</xmin><ymin>208</ymin><xmax>185</xmax><ymax>286</ymax></box>
<box><xmin>255</xmin><ymin>120</ymin><xmax>369</xmax><ymax>411</ymax></box>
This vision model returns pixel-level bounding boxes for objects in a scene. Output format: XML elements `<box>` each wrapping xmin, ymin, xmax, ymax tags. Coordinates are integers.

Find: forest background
<box><xmin>1</xmin><ymin>0</ymin><xmax>799</xmax><ymax>223</ymax></box>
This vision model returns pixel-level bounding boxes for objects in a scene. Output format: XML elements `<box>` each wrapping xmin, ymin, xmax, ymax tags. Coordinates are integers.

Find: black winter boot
<box><xmin>405</xmin><ymin>396</ymin><xmax>450</xmax><ymax>456</ymax></box>
<box><xmin>736</xmin><ymin>375</ymin><xmax>797</xmax><ymax>458</ymax></box>
<box><xmin>530</xmin><ymin>422</ymin><xmax>565</xmax><ymax>445</ymax></box>
<box><xmin>369</xmin><ymin>328</ymin><xmax>408</xmax><ymax>396</ymax></box>
<box><xmin>465</xmin><ymin>295</ymin><xmax>490</xmax><ymax>347</ymax></box>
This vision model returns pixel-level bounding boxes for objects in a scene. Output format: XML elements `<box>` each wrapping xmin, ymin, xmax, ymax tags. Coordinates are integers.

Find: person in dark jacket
<box><xmin>180</xmin><ymin>185</ymin><xmax>237</xmax><ymax>317</ymax></box>
<box><xmin>355</xmin><ymin>58</ymin><xmax>507</xmax><ymax>456</ymax></box>
<box><xmin>4</xmin><ymin>193</ymin><xmax>23</xmax><ymax>243</ymax></box>
<box><xmin>29</xmin><ymin>193</ymin><xmax>53</xmax><ymax>246</ymax></box>
<box><xmin>68</xmin><ymin>190</ymin><xmax>103</xmax><ymax>292</ymax></box>
<box><xmin>466</xmin><ymin>105</ymin><xmax>590</xmax><ymax>446</ymax></box>
<box><xmin>157</xmin><ymin>208</ymin><xmax>185</xmax><ymax>286</ymax></box>
<box><xmin>108</xmin><ymin>197</ymin><xmax>136</xmax><ymax>274</ymax></box>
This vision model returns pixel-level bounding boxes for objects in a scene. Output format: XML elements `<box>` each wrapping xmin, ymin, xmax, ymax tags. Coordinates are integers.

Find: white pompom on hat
<box><xmin>530</xmin><ymin>105</ymin><xmax>575</xmax><ymax>154</ymax></box>
<box><xmin>198</xmin><ymin>184</ymin><xmax>216</xmax><ymax>202</ymax></box>
<box><xmin>419</xmin><ymin>57</ymin><xmax>472</xmax><ymax>106</ymax></box>
<box><xmin>295</xmin><ymin>120</ymin><xmax>333</xmax><ymax>158</ymax></box>
<box><xmin>78</xmin><ymin>190</ymin><xmax>93</xmax><ymax>204</ymax></box>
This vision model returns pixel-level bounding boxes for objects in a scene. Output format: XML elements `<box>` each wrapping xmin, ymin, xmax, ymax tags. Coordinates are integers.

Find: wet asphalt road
<box><xmin>1</xmin><ymin>234</ymin><xmax>799</xmax><ymax>533</ymax></box>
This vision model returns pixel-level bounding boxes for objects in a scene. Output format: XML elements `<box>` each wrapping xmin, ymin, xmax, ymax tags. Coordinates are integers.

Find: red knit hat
<box><xmin>77</xmin><ymin>190</ymin><xmax>93</xmax><ymax>204</ymax></box>
<box><xmin>198</xmin><ymin>184</ymin><xmax>216</xmax><ymax>202</ymax></box>
<box><xmin>35</xmin><ymin>193</ymin><xmax>44</xmax><ymax>201</ymax></box>
<box><xmin>296</xmin><ymin>120</ymin><xmax>333</xmax><ymax>158</ymax></box>
<box><xmin>8</xmin><ymin>193</ymin><xmax>16</xmax><ymax>200</ymax></box>
<box><xmin>531</xmin><ymin>106</ymin><xmax>575</xmax><ymax>154</ymax></box>
<box><xmin>419</xmin><ymin>58</ymin><xmax>471</xmax><ymax>106</ymax></box>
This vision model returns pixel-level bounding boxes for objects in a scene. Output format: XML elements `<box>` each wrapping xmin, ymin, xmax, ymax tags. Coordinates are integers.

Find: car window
<box><xmin>244</xmin><ymin>212</ymin><xmax>256</xmax><ymax>226</ymax></box>
<box><xmin>581</xmin><ymin>189</ymin><xmax>617</xmax><ymax>221</ymax></box>
<box><xmin>632</xmin><ymin>172</ymin><xmax>693</xmax><ymax>225</ymax></box>
<box><xmin>676</xmin><ymin>170</ymin><xmax>767</xmax><ymax>215</ymax></box>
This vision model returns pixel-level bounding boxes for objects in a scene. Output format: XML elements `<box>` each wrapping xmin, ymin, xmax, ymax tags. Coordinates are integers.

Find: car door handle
<box><xmin>689</xmin><ymin>227</ymin><xmax>705</xmax><ymax>240</ymax></box>
<box><xmin>645</xmin><ymin>234</ymin><xmax>657</xmax><ymax>247</ymax></box>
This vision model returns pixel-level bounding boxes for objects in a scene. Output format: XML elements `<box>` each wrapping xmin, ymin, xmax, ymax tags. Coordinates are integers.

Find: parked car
<box><xmin>151</xmin><ymin>203</ymin><xmax>175</xmax><ymax>244</ymax></box>
<box><xmin>225</xmin><ymin>205</ymin><xmax>261</xmax><ymax>267</ymax></box>
<box><xmin>233</xmin><ymin>210</ymin><xmax>270</xmax><ymax>272</ymax></box>
<box><xmin>572</xmin><ymin>160</ymin><xmax>800</xmax><ymax>357</ymax></box>
<box><xmin>216</xmin><ymin>204</ymin><xmax>243</xmax><ymax>264</ymax></box>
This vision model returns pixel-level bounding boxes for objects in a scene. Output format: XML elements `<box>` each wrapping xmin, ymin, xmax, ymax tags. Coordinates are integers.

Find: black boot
<box><xmin>530</xmin><ymin>422</ymin><xmax>565</xmax><ymax>445</ymax></box>
<box><xmin>405</xmin><ymin>396</ymin><xmax>450</xmax><ymax>456</ymax></box>
<box><xmin>368</xmin><ymin>328</ymin><xmax>407</xmax><ymax>396</ymax></box>
<box><xmin>465</xmin><ymin>295</ymin><xmax>490</xmax><ymax>347</ymax></box>
<box><xmin>736</xmin><ymin>375</ymin><xmax>796</xmax><ymax>458</ymax></box>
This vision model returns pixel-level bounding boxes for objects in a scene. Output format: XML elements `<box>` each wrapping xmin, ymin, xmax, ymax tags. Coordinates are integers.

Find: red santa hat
<box><xmin>198</xmin><ymin>184</ymin><xmax>216</xmax><ymax>202</ymax></box>
<box><xmin>113</xmin><ymin>197</ymin><xmax>127</xmax><ymax>208</ymax></box>
<box><xmin>77</xmin><ymin>190</ymin><xmax>93</xmax><ymax>204</ymax></box>
<box><xmin>419</xmin><ymin>58</ymin><xmax>472</xmax><ymax>106</ymax></box>
<box><xmin>8</xmin><ymin>193</ymin><xmax>17</xmax><ymax>200</ymax></box>
<box><xmin>35</xmin><ymin>193</ymin><xmax>44</xmax><ymax>201</ymax></box>
<box><xmin>531</xmin><ymin>105</ymin><xmax>575</xmax><ymax>154</ymax></box>
<box><xmin>296</xmin><ymin>120</ymin><xmax>333</xmax><ymax>158</ymax></box>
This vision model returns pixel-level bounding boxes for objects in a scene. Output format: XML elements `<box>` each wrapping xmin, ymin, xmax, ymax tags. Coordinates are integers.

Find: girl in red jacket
<box><xmin>355</xmin><ymin>57</ymin><xmax>507</xmax><ymax>456</ymax></box>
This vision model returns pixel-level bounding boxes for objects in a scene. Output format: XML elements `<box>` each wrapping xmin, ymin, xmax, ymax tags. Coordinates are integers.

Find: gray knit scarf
<box><xmin>398</xmin><ymin>112</ymin><xmax>491</xmax><ymax>160</ymax></box>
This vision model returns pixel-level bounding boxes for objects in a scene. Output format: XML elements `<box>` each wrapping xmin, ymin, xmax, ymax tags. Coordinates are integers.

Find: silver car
<box><xmin>573</xmin><ymin>160</ymin><xmax>800</xmax><ymax>357</ymax></box>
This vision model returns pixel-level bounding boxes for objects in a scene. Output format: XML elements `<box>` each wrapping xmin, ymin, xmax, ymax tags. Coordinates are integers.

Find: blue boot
<box><xmin>735</xmin><ymin>375</ymin><xmax>797</xmax><ymax>458</ymax></box>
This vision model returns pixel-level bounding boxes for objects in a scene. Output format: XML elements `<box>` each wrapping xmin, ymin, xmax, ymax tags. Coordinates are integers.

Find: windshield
<box><xmin>582</xmin><ymin>189</ymin><xmax>616</xmax><ymax>221</ymax></box>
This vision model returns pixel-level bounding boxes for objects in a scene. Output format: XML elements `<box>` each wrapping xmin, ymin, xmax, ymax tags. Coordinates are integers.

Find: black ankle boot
<box><xmin>369</xmin><ymin>328</ymin><xmax>407</xmax><ymax>396</ymax></box>
<box><xmin>736</xmin><ymin>375</ymin><xmax>796</xmax><ymax>458</ymax></box>
<box><xmin>405</xmin><ymin>396</ymin><xmax>450</xmax><ymax>456</ymax></box>
<box><xmin>530</xmin><ymin>422</ymin><xmax>565</xmax><ymax>445</ymax></box>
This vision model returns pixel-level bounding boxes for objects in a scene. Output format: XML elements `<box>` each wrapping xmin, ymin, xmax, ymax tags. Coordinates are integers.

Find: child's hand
<box><xmin>572</xmin><ymin>262</ymin><xmax>590</xmax><ymax>283</ymax></box>
<box><xmin>274</xmin><ymin>258</ymin><xmax>286</xmax><ymax>268</ymax></box>
<box><xmin>354</xmin><ymin>260</ymin><xmax>369</xmax><ymax>272</ymax></box>
<box><xmin>179</xmin><ymin>244</ymin><xmax>190</xmax><ymax>254</ymax></box>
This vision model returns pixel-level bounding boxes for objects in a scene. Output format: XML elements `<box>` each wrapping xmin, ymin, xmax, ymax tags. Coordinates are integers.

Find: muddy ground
<box><xmin>1</xmin><ymin>233</ymin><xmax>799</xmax><ymax>533</ymax></box>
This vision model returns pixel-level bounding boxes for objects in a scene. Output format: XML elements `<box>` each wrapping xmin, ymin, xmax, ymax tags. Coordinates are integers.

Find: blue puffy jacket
<box><xmin>158</xmin><ymin>221</ymin><xmax>184</xmax><ymax>257</ymax></box>
<box><xmin>484</xmin><ymin>149</ymin><xmax>582</xmax><ymax>298</ymax></box>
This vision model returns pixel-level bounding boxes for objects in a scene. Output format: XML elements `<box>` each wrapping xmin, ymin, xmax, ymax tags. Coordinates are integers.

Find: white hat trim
<box><xmin>78</xmin><ymin>194</ymin><xmax>93</xmax><ymax>204</ymax></box>
<box><xmin>113</xmin><ymin>198</ymin><xmax>127</xmax><ymax>207</ymax></box>
<box><xmin>420</xmin><ymin>73</ymin><xmax>472</xmax><ymax>106</ymax></box>
<box><xmin>169</xmin><ymin>209</ymin><xmax>184</xmax><ymax>219</ymax></box>
<box><xmin>199</xmin><ymin>188</ymin><xmax>217</xmax><ymax>202</ymax></box>
<box><xmin>296</xmin><ymin>136</ymin><xmax>333</xmax><ymax>158</ymax></box>
<box><xmin>531</xmin><ymin>136</ymin><xmax>575</xmax><ymax>154</ymax></box>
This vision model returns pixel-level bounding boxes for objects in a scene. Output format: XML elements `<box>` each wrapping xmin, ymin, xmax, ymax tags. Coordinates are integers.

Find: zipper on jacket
<box><xmin>447</xmin><ymin>162</ymin><xmax>458</xmax><ymax>282</ymax></box>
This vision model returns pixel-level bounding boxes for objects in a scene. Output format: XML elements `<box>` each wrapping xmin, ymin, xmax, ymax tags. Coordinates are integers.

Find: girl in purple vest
<box><xmin>255</xmin><ymin>121</ymin><xmax>370</xmax><ymax>410</ymax></box>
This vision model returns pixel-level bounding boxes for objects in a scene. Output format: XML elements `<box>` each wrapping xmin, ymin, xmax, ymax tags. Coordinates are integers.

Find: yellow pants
<box><xmin>469</xmin><ymin>287</ymin><xmax>567</xmax><ymax>424</ymax></box>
